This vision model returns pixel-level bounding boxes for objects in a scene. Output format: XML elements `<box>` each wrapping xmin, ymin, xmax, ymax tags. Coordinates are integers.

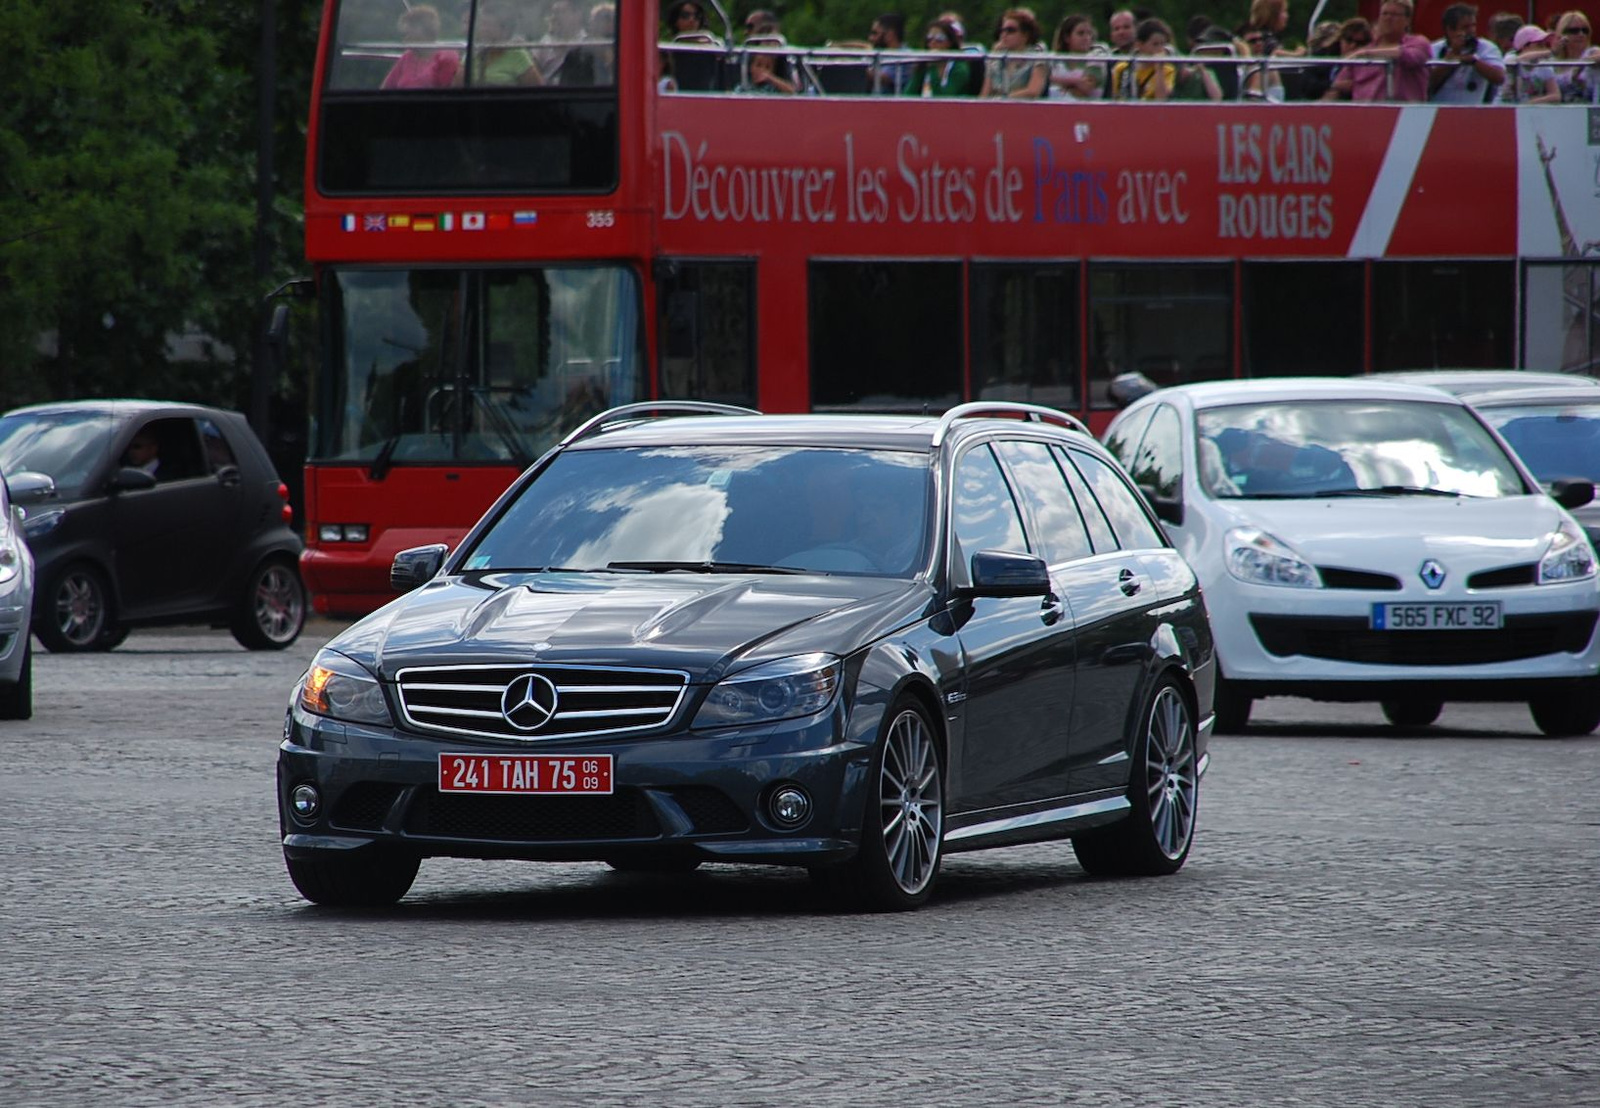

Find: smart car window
<box><xmin>0</xmin><ymin>411</ymin><xmax>118</xmax><ymax>496</ymax></box>
<box><xmin>1066</xmin><ymin>449</ymin><xmax>1167</xmax><ymax>551</ymax></box>
<box><xmin>950</xmin><ymin>445</ymin><xmax>1030</xmax><ymax>576</ymax></box>
<box><xmin>992</xmin><ymin>440</ymin><xmax>1093</xmax><ymax>565</ymax></box>
<box><xmin>198</xmin><ymin>419</ymin><xmax>238</xmax><ymax>472</ymax></box>
<box><xmin>461</xmin><ymin>445</ymin><xmax>930</xmax><ymax>576</ymax></box>
<box><xmin>1196</xmin><ymin>400</ymin><xmax>1526</xmax><ymax>499</ymax></box>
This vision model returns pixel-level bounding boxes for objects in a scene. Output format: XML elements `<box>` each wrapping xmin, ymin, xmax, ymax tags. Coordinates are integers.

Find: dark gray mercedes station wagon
<box><xmin>278</xmin><ymin>402</ymin><xmax>1216</xmax><ymax>911</ymax></box>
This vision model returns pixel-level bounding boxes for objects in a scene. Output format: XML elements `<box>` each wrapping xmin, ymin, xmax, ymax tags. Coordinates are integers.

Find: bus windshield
<box><xmin>314</xmin><ymin>266</ymin><xmax>644</xmax><ymax>467</ymax></box>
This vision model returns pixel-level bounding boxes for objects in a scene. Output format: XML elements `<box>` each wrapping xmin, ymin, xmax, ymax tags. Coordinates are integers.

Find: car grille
<box><xmin>665</xmin><ymin>786</ymin><xmax>750</xmax><ymax>834</ymax></box>
<box><xmin>1467</xmin><ymin>564</ymin><xmax>1539</xmax><ymax>589</ymax></box>
<box><xmin>1317</xmin><ymin>567</ymin><xmax>1401</xmax><ymax>591</ymax></box>
<box><xmin>1250</xmin><ymin>612</ymin><xmax>1598</xmax><ymax>665</ymax></box>
<box><xmin>329</xmin><ymin>782</ymin><xmax>405</xmax><ymax>831</ymax></box>
<box><xmin>405</xmin><ymin>788</ymin><xmax>662</xmax><ymax>841</ymax></box>
<box><xmin>395</xmin><ymin>663</ymin><xmax>689</xmax><ymax>741</ymax></box>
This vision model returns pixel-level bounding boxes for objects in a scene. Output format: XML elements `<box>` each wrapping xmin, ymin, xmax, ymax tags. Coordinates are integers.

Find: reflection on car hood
<box><xmin>331</xmin><ymin>572</ymin><xmax>933</xmax><ymax>681</ymax></box>
<box><xmin>1218</xmin><ymin>496</ymin><xmax>1573</xmax><ymax>569</ymax></box>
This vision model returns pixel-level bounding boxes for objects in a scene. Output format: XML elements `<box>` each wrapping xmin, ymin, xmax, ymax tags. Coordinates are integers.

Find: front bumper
<box><xmin>278</xmin><ymin>706</ymin><xmax>873</xmax><ymax>867</ymax></box>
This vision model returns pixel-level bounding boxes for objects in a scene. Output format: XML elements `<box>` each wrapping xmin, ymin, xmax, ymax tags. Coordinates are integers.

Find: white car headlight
<box><xmin>298</xmin><ymin>649</ymin><xmax>393</xmax><ymax>726</ymax></box>
<box><xmin>1224</xmin><ymin>527</ymin><xmax>1321</xmax><ymax>588</ymax></box>
<box><xmin>1539</xmin><ymin>519</ymin><xmax>1597</xmax><ymax>584</ymax></box>
<box><xmin>0</xmin><ymin>544</ymin><xmax>17</xmax><ymax>586</ymax></box>
<box><xmin>694</xmin><ymin>653</ymin><xmax>842</xmax><ymax>728</ymax></box>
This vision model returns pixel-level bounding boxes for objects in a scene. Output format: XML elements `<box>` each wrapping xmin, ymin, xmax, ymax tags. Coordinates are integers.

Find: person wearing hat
<box><xmin>1504</xmin><ymin>22</ymin><xmax>1559</xmax><ymax>101</ymax></box>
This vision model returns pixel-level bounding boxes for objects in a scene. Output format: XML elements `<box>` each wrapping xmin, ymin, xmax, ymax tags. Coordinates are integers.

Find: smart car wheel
<box><xmin>36</xmin><ymin>564</ymin><xmax>118</xmax><ymax>653</ymax></box>
<box><xmin>1381</xmin><ymin>699</ymin><xmax>1442</xmax><ymax>728</ymax></box>
<box><xmin>0</xmin><ymin>640</ymin><xmax>31</xmax><ymax>720</ymax></box>
<box><xmin>1529</xmin><ymin>686</ymin><xmax>1600</xmax><ymax>737</ymax></box>
<box><xmin>819</xmin><ymin>698</ymin><xmax>944</xmax><ymax>912</ymax></box>
<box><xmin>284</xmin><ymin>847</ymin><xmax>420</xmax><ymax>907</ymax></box>
<box><xmin>1073</xmin><ymin>678</ymin><xmax>1197</xmax><ymax>878</ymax></box>
<box><xmin>231</xmin><ymin>557</ymin><xmax>306</xmax><ymax>650</ymax></box>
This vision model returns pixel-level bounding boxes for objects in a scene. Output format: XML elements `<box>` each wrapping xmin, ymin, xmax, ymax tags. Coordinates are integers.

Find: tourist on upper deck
<box><xmin>1429</xmin><ymin>3</ymin><xmax>1505</xmax><ymax>103</ymax></box>
<box><xmin>867</xmin><ymin>13</ymin><xmax>919</xmax><ymax>94</ymax></box>
<box><xmin>738</xmin><ymin>50</ymin><xmax>797</xmax><ymax>92</ymax></box>
<box><xmin>1107</xmin><ymin>9</ymin><xmax>1138</xmax><ymax>54</ymax></box>
<box><xmin>744</xmin><ymin>10</ymin><xmax>782</xmax><ymax>39</ymax></box>
<box><xmin>588</xmin><ymin>2</ymin><xmax>616</xmax><ymax>83</ymax></box>
<box><xmin>1321</xmin><ymin>17</ymin><xmax>1372</xmax><ymax>99</ymax></box>
<box><xmin>1549</xmin><ymin>10</ymin><xmax>1600</xmax><ymax>103</ymax></box>
<box><xmin>537</xmin><ymin>0</ymin><xmax>599</xmax><ymax>85</ymax></box>
<box><xmin>939</xmin><ymin>9</ymin><xmax>989</xmax><ymax>94</ymax></box>
<box><xmin>980</xmin><ymin>9</ymin><xmax>1049</xmax><ymax>98</ymax></box>
<box><xmin>1504</xmin><ymin>22</ymin><xmax>1559</xmax><ymax>102</ymax></box>
<box><xmin>1487</xmin><ymin>10</ymin><xmax>1523</xmax><ymax>55</ymax></box>
<box><xmin>919</xmin><ymin>18</ymin><xmax>977</xmax><ymax>96</ymax></box>
<box><xmin>1110</xmin><ymin>18</ymin><xmax>1178</xmax><ymax>99</ymax></box>
<box><xmin>381</xmin><ymin>4</ymin><xmax>462</xmax><ymax>89</ymax></box>
<box><xmin>468</xmin><ymin>3</ymin><xmax>544</xmax><ymax>85</ymax></box>
<box><xmin>1329</xmin><ymin>0</ymin><xmax>1430</xmax><ymax>101</ymax></box>
<box><xmin>1048</xmin><ymin>14</ymin><xmax>1107</xmax><ymax>99</ymax></box>
<box><xmin>1295</xmin><ymin>19</ymin><xmax>1345</xmax><ymax>99</ymax></box>
<box><xmin>665</xmin><ymin>0</ymin><xmax>721</xmax><ymax>44</ymax></box>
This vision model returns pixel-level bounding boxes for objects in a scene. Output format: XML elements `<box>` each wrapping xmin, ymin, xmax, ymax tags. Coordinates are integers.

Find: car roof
<box><xmin>1370</xmin><ymin>370</ymin><xmax>1600</xmax><ymax>395</ymax></box>
<box><xmin>1458</xmin><ymin>384</ymin><xmax>1600</xmax><ymax>407</ymax></box>
<box><xmin>1131</xmin><ymin>376</ymin><xmax>1468</xmax><ymax>409</ymax></box>
<box><xmin>2</xmin><ymin>398</ymin><xmax>242</xmax><ymax>421</ymax></box>
<box><xmin>564</xmin><ymin>411</ymin><xmax>1101</xmax><ymax>452</ymax></box>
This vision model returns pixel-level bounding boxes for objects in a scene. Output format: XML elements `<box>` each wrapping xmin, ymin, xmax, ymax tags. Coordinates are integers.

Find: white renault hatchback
<box><xmin>1104</xmin><ymin>378</ymin><xmax>1600</xmax><ymax>736</ymax></box>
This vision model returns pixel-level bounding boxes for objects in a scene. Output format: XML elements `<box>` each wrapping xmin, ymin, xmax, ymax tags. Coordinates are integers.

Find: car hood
<box><xmin>328</xmin><ymin>571</ymin><xmax>935</xmax><ymax>682</ymax></box>
<box><xmin>1212</xmin><ymin>495</ymin><xmax>1573</xmax><ymax>572</ymax></box>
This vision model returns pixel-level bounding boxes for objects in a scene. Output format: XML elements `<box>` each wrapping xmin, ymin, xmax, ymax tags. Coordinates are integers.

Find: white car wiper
<box><xmin>606</xmin><ymin>560</ymin><xmax>808</xmax><ymax>575</ymax></box>
<box><xmin>1317</xmin><ymin>486</ymin><xmax>1469</xmax><ymax>498</ymax></box>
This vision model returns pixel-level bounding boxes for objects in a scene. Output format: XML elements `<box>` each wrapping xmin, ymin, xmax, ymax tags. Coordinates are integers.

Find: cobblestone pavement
<box><xmin>1</xmin><ymin>623</ymin><xmax>1597</xmax><ymax>1107</ymax></box>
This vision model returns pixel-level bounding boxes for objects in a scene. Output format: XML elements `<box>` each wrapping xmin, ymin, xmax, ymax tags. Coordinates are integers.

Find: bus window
<box><xmin>971</xmin><ymin>263</ymin><xmax>1080</xmax><ymax>411</ymax></box>
<box><xmin>809</xmin><ymin>261</ymin><xmax>961</xmax><ymax>412</ymax></box>
<box><xmin>1243</xmin><ymin>261</ymin><xmax>1365</xmax><ymax>377</ymax></box>
<box><xmin>1088</xmin><ymin>263</ymin><xmax>1231</xmax><ymax>407</ymax></box>
<box><xmin>1372</xmin><ymin>262</ymin><xmax>1514</xmax><ymax>371</ymax></box>
<box><xmin>657</xmin><ymin>261</ymin><xmax>757</xmax><ymax>407</ymax></box>
<box><xmin>1524</xmin><ymin>261</ymin><xmax>1600</xmax><ymax>375</ymax></box>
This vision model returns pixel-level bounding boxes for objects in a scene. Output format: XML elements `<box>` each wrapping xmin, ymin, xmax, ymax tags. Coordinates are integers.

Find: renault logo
<box><xmin>501</xmin><ymin>672</ymin><xmax>559</xmax><ymax>731</ymax></box>
<box><xmin>1419</xmin><ymin>559</ymin><xmax>1447</xmax><ymax>590</ymax></box>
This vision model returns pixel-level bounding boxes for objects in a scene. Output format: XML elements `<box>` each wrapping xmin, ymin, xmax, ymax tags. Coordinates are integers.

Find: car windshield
<box><xmin>0</xmin><ymin>411</ymin><xmax>118</xmax><ymax>497</ymax></box>
<box><xmin>461</xmin><ymin>445</ymin><xmax>932</xmax><ymax>577</ymax></box>
<box><xmin>1195</xmin><ymin>400</ymin><xmax>1527</xmax><ymax>500</ymax></box>
<box><xmin>1478</xmin><ymin>402</ymin><xmax>1600</xmax><ymax>483</ymax></box>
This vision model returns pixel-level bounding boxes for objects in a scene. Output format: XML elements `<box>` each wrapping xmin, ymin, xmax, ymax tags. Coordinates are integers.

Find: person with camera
<box><xmin>1429</xmin><ymin>3</ymin><xmax>1505</xmax><ymax>103</ymax></box>
<box><xmin>1332</xmin><ymin>0</ymin><xmax>1430</xmax><ymax>101</ymax></box>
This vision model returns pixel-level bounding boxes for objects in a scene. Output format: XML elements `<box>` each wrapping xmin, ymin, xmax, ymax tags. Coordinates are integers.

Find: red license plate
<box><xmin>438</xmin><ymin>753</ymin><xmax>613</xmax><ymax>795</ymax></box>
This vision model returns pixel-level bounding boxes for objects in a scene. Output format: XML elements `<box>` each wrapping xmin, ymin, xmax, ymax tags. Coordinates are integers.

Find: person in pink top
<box><xmin>381</xmin><ymin>4</ymin><xmax>462</xmax><ymax>90</ymax></box>
<box><xmin>1330</xmin><ymin>0</ymin><xmax>1430</xmax><ymax>100</ymax></box>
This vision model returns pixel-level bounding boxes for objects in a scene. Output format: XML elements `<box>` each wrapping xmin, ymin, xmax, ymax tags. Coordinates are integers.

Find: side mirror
<box><xmin>1551</xmin><ymin>478</ymin><xmax>1595</xmax><ymax>511</ymax></box>
<box><xmin>1142</xmin><ymin>485</ymin><xmax>1184</xmax><ymax>526</ymax></box>
<box><xmin>1108</xmin><ymin>372</ymin><xmax>1158</xmax><ymax>408</ymax></box>
<box><xmin>392</xmin><ymin>543</ymin><xmax>450</xmax><ymax>592</ymax></box>
<box><xmin>963</xmin><ymin>550</ymin><xmax>1051</xmax><ymax>598</ymax></box>
<box><xmin>6</xmin><ymin>471</ymin><xmax>58</xmax><ymax>505</ymax></box>
<box><xmin>110</xmin><ymin>467</ymin><xmax>158</xmax><ymax>492</ymax></box>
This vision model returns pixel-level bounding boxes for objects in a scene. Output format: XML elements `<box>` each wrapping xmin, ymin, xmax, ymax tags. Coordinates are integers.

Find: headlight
<box><xmin>693</xmin><ymin>653</ymin><xmax>842</xmax><ymax>728</ymax></box>
<box><xmin>1539</xmin><ymin>519</ymin><xmax>1597</xmax><ymax>584</ymax></box>
<box><xmin>1224</xmin><ymin>527</ymin><xmax>1321</xmax><ymax>588</ymax></box>
<box><xmin>298</xmin><ymin>649</ymin><xmax>393</xmax><ymax>725</ymax></box>
<box><xmin>0</xmin><ymin>545</ymin><xmax>17</xmax><ymax>586</ymax></box>
<box><xmin>21</xmin><ymin>508</ymin><xmax>64</xmax><ymax>540</ymax></box>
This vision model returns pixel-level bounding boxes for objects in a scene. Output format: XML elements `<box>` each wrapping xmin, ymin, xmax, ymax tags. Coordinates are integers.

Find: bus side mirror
<box><xmin>392</xmin><ymin>543</ymin><xmax>450</xmax><ymax>592</ymax></box>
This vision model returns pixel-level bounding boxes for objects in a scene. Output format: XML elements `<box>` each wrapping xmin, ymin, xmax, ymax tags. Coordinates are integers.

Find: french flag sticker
<box><xmin>340</xmin><ymin>214</ymin><xmax>357</xmax><ymax>232</ymax></box>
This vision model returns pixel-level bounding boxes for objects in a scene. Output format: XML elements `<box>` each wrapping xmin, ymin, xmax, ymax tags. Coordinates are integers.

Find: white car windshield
<box><xmin>1196</xmin><ymin>400</ymin><xmax>1528</xmax><ymax>500</ymax></box>
<box><xmin>1477</xmin><ymin>402</ymin><xmax>1600</xmax><ymax>484</ymax></box>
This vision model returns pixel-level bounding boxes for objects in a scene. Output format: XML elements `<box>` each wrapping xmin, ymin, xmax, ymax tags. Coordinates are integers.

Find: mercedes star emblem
<box><xmin>501</xmin><ymin>672</ymin><xmax>559</xmax><ymax>731</ymax></box>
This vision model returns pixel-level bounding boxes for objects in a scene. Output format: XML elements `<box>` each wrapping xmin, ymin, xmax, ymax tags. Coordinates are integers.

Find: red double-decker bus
<box><xmin>297</xmin><ymin>0</ymin><xmax>1600</xmax><ymax>617</ymax></box>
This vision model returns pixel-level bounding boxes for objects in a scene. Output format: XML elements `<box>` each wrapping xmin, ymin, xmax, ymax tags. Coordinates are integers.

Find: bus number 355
<box><xmin>586</xmin><ymin>210</ymin><xmax>616</xmax><ymax>228</ymax></box>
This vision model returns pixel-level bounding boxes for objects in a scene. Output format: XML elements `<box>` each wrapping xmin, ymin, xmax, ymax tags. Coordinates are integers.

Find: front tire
<box><xmin>284</xmin><ymin>848</ymin><xmax>419</xmax><ymax>907</ymax></box>
<box><xmin>1529</xmin><ymin>687</ymin><xmax>1600</xmax><ymax>737</ymax></box>
<box><xmin>231</xmin><ymin>557</ymin><xmax>306</xmax><ymax>650</ymax></box>
<box><xmin>35</xmin><ymin>564</ymin><xmax>119</xmax><ymax>653</ymax></box>
<box><xmin>1073</xmin><ymin>678</ymin><xmax>1198</xmax><ymax>877</ymax></box>
<box><xmin>817</xmin><ymin>698</ymin><xmax>944</xmax><ymax>911</ymax></box>
<box><xmin>0</xmin><ymin>639</ymin><xmax>31</xmax><ymax>720</ymax></box>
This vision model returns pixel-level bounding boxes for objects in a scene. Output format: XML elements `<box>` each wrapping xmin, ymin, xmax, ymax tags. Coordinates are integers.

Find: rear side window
<box><xmin>1127</xmin><ymin>403</ymin><xmax>1184</xmax><ymax>502</ymax></box>
<box><xmin>199</xmin><ymin>419</ymin><xmax>238</xmax><ymax>473</ymax></box>
<box><xmin>951</xmin><ymin>445</ymin><xmax>1030</xmax><ymax>577</ymax></box>
<box><xmin>992</xmin><ymin>440</ymin><xmax>1093</xmax><ymax>565</ymax></box>
<box><xmin>1052</xmin><ymin>445</ymin><xmax>1117</xmax><ymax>553</ymax></box>
<box><xmin>1065</xmin><ymin>449</ymin><xmax>1168</xmax><ymax>551</ymax></box>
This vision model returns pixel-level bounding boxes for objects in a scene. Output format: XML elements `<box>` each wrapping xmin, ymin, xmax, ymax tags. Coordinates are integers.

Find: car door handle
<box><xmin>1118</xmin><ymin>568</ymin><xmax>1141</xmax><ymax>597</ymax></box>
<box><xmin>1041</xmin><ymin>592</ymin><xmax>1065</xmax><ymax>626</ymax></box>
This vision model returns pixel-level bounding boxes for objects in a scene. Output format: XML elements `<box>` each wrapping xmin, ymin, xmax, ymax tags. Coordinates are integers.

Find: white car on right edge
<box><xmin>1103</xmin><ymin>377</ymin><xmax>1600</xmax><ymax>736</ymax></box>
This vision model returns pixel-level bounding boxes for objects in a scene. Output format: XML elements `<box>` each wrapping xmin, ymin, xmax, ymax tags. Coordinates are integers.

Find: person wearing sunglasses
<box><xmin>980</xmin><ymin>10</ymin><xmax>1049</xmax><ymax>98</ymax></box>
<box><xmin>1429</xmin><ymin>3</ymin><xmax>1505</xmax><ymax>103</ymax></box>
<box><xmin>1504</xmin><ymin>22</ymin><xmax>1560</xmax><ymax>103</ymax></box>
<box><xmin>1550</xmin><ymin>11</ymin><xmax>1600</xmax><ymax>103</ymax></box>
<box><xmin>1330</xmin><ymin>0</ymin><xmax>1430</xmax><ymax>101</ymax></box>
<box><xmin>918</xmin><ymin>18</ymin><xmax>976</xmax><ymax>96</ymax></box>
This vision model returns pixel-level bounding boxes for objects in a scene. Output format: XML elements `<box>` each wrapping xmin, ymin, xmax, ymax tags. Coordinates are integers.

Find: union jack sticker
<box><xmin>363</xmin><ymin>213</ymin><xmax>387</xmax><ymax>232</ymax></box>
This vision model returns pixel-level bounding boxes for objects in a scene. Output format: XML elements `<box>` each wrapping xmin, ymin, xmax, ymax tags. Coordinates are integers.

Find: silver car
<box><xmin>0</xmin><ymin>473</ymin><xmax>36</xmax><ymax>719</ymax></box>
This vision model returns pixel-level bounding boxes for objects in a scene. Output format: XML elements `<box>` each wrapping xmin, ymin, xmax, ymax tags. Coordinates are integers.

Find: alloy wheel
<box><xmin>1144</xmin><ymin>686</ymin><xmax>1197</xmax><ymax>860</ymax></box>
<box><xmin>879</xmin><ymin>707</ymin><xmax>943</xmax><ymax>896</ymax></box>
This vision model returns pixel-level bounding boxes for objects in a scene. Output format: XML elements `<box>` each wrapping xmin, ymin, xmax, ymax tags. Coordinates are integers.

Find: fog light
<box><xmin>290</xmin><ymin>783</ymin><xmax>321</xmax><ymax>820</ymax></box>
<box><xmin>769</xmin><ymin>785</ymin><xmax>811</xmax><ymax>828</ymax></box>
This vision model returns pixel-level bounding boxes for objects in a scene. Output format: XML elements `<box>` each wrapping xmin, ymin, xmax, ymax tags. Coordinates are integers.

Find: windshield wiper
<box><xmin>368</xmin><ymin>434</ymin><xmax>402</xmax><ymax>481</ymax></box>
<box><xmin>606</xmin><ymin>560</ymin><xmax>807</xmax><ymax>575</ymax></box>
<box><xmin>1317</xmin><ymin>486</ymin><xmax>1468</xmax><ymax>498</ymax></box>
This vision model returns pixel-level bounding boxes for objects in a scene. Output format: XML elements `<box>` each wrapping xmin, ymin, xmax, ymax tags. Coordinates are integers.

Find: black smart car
<box><xmin>278</xmin><ymin>402</ymin><xmax>1215</xmax><ymax>911</ymax></box>
<box><xmin>0</xmin><ymin>400</ymin><xmax>306</xmax><ymax>652</ymax></box>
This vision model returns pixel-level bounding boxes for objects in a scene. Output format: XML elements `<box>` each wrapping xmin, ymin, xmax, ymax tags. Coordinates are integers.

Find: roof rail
<box><xmin>931</xmin><ymin>402</ymin><xmax>1090</xmax><ymax>446</ymax></box>
<box><xmin>559</xmin><ymin>401</ymin><xmax>763</xmax><ymax>447</ymax></box>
